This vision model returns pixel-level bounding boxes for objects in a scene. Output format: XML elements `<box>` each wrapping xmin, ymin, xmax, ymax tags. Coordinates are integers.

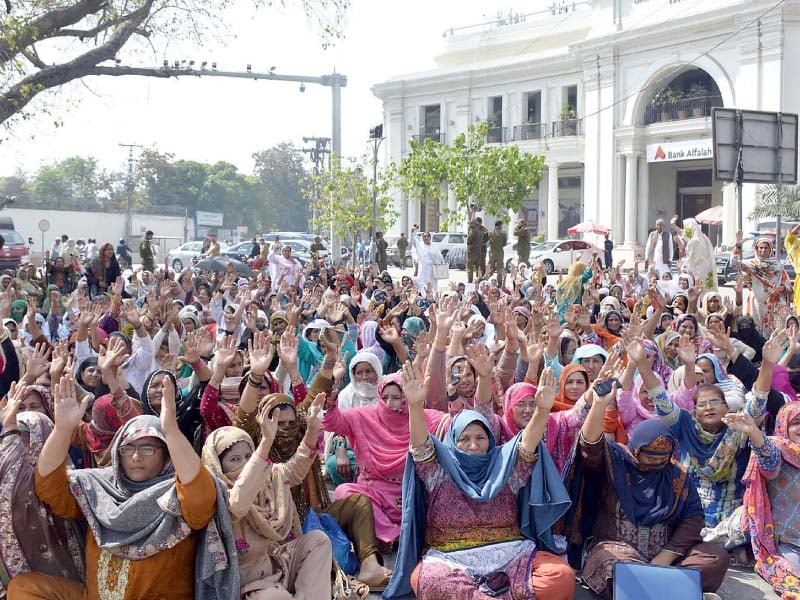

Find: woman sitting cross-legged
<box><xmin>562</xmin><ymin>379</ymin><xmax>730</xmax><ymax>599</ymax></box>
<box><xmin>202</xmin><ymin>393</ymin><xmax>333</xmax><ymax>600</ymax></box>
<box><xmin>383</xmin><ymin>365</ymin><xmax>575</xmax><ymax>600</ymax></box>
<box><xmin>730</xmin><ymin>404</ymin><xmax>800</xmax><ymax>598</ymax></box>
<box><xmin>8</xmin><ymin>370</ymin><xmax>239</xmax><ymax>600</ymax></box>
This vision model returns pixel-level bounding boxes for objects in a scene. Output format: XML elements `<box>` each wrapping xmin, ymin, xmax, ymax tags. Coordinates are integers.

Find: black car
<box><xmin>223</xmin><ymin>241</ymin><xmax>257</xmax><ymax>262</ymax></box>
<box><xmin>716</xmin><ymin>242</ymin><xmax>796</xmax><ymax>284</ymax></box>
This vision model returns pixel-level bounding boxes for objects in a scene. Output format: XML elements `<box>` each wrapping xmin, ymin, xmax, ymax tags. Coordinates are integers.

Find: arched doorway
<box><xmin>644</xmin><ymin>68</ymin><xmax>723</xmax><ymax>125</ymax></box>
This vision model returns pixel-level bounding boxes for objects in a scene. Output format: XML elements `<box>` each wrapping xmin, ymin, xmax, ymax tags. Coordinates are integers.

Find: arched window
<box><xmin>644</xmin><ymin>68</ymin><xmax>723</xmax><ymax>125</ymax></box>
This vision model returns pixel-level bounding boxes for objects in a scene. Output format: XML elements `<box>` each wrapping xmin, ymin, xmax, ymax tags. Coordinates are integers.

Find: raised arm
<box><xmin>239</xmin><ymin>329</ymin><xmax>274</xmax><ymax>415</ymax></box>
<box><xmin>38</xmin><ymin>375</ymin><xmax>90</xmax><ymax>477</ymax></box>
<box><xmin>404</xmin><ymin>361</ymin><xmax>430</xmax><ymax>449</ymax></box>
<box><xmin>160</xmin><ymin>372</ymin><xmax>202</xmax><ymax>483</ymax></box>
<box><xmin>520</xmin><ymin>367</ymin><xmax>555</xmax><ymax>453</ymax></box>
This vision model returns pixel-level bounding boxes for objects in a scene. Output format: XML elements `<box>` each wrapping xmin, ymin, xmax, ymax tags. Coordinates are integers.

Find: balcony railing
<box><xmin>551</xmin><ymin>118</ymin><xmax>582</xmax><ymax>137</ymax></box>
<box><xmin>486</xmin><ymin>126</ymin><xmax>509</xmax><ymax>143</ymax></box>
<box><xmin>644</xmin><ymin>95</ymin><xmax>723</xmax><ymax>125</ymax></box>
<box><xmin>412</xmin><ymin>131</ymin><xmax>445</xmax><ymax>144</ymax></box>
<box><xmin>513</xmin><ymin>123</ymin><xmax>546</xmax><ymax>141</ymax></box>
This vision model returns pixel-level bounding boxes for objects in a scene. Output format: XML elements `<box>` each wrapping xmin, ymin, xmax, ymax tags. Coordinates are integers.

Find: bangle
<box><xmin>247</xmin><ymin>373</ymin><xmax>265</xmax><ymax>388</ymax></box>
<box><xmin>302</xmin><ymin>438</ymin><xmax>317</xmax><ymax>454</ymax></box>
<box><xmin>322</xmin><ymin>358</ymin><xmax>336</xmax><ymax>371</ymax></box>
<box><xmin>0</xmin><ymin>429</ymin><xmax>20</xmax><ymax>441</ymax></box>
<box><xmin>255</xmin><ymin>451</ymin><xmax>271</xmax><ymax>465</ymax></box>
<box><xmin>191</xmin><ymin>358</ymin><xmax>204</xmax><ymax>371</ymax></box>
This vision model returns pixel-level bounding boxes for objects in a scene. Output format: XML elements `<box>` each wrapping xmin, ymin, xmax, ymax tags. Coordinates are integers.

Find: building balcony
<box><xmin>411</xmin><ymin>131</ymin><xmax>445</xmax><ymax>144</ymax></box>
<box><xmin>644</xmin><ymin>95</ymin><xmax>723</xmax><ymax>126</ymax></box>
<box><xmin>513</xmin><ymin>123</ymin><xmax>546</xmax><ymax>141</ymax></box>
<box><xmin>486</xmin><ymin>126</ymin><xmax>509</xmax><ymax>143</ymax></box>
<box><xmin>551</xmin><ymin>118</ymin><xmax>582</xmax><ymax>137</ymax></box>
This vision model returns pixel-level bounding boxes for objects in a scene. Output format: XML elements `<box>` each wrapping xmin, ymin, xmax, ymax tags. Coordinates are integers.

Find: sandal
<box><xmin>360</xmin><ymin>570</ymin><xmax>392</xmax><ymax>593</ymax></box>
<box><xmin>346</xmin><ymin>575</ymin><xmax>370</xmax><ymax>599</ymax></box>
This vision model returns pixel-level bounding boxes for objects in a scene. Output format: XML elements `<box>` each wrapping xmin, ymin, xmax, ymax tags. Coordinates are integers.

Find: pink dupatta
<box><xmin>743</xmin><ymin>402</ymin><xmax>800</xmax><ymax>598</ymax></box>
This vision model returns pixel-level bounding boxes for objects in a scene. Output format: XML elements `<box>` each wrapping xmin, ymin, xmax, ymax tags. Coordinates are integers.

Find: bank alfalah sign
<box><xmin>646</xmin><ymin>139</ymin><xmax>713</xmax><ymax>163</ymax></box>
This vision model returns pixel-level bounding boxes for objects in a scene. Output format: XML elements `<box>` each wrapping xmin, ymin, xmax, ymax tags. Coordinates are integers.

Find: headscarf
<box><xmin>400</xmin><ymin>316</ymin><xmax>425</xmax><ymax>349</ymax></box>
<box><xmin>467</xmin><ymin>313</ymin><xmax>489</xmax><ymax>345</ymax></box>
<box><xmin>336</xmin><ymin>351</ymin><xmax>383</xmax><ymax>410</ymax></box>
<box><xmin>656</xmin><ymin>331</ymin><xmax>681</xmax><ymax>370</ymax></box>
<box><xmin>603</xmin><ymin>310</ymin><xmax>624</xmax><ymax>336</ymax></box>
<box><xmin>67</xmin><ymin>414</ymin><xmax>240</xmax><ymax>600</ymax></box>
<box><xmin>384</xmin><ymin>409</ymin><xmax>570</xmax><ymax>599</ymax></box>
<box><xmin>141</xmin><ymin>369</ymin><xmax>205</xmax><ymax>449</ymax></box>
<box><xmin>733</xmin><ymin>315</ymin><xmax>765</xmax><ymax>364</ymax></box>
<box><xmin>696</xmin><ymin>353</ymin><xmax>746</xmax><ymax>412</ymax></box>
<box><xmin>642</xmin><ymin>339</ymin><xmax>673</xmax><ymax>387</ymax></box>
<box><xmin>202</xmin><ymin>427</ymin><xmax>297</xmax><ymax>543</ymax></box>
<box><xmin>10</xmin><ymin>300</ymin><xmax>27</xmax><ymax>323</ymax></box>
<box><xmin>553</xmin><ymin>364</ymin><xmax>589</xmax><ymax>412</ymax></box>
<box><xmin>0</xmin><ymin>412</ymin><xmax>84</xmax><ymax>588</ymax></box>
<box><xmin>21</xmin><ymin>384</ymin><xmax>53</xmax><ymax>419</ymax></box>
<box><xmin>672</xmin><ymin>314</ymin><xmax>713</xmax><ymax>354</ymax></box>
<box><xmin>83</xmin><ymin>394</ymin><xmax>126</xmax><ymax>456</ymax></box>
<box><xmin>743</xmin><ymin>403</ymin><xmax>800</xmax><ymax>598</ymax></box>
<box><xmin>556</xmin><ymin>261</ymin><xmax>586</xmax><ymax>305</ymax></box>
<box><xmin>359</xmin><ymin>320</ymin><xmax>386</xmax><ymax>362</ymax></box>
<box><xmin>75</xmin><ymin>357</ymin><xmax>110</xmax><ymax>398</ymax></box>
<box><xmin>500</xmin><ymin>382</ymin><xmax>563</xmax><ymax>457</ymax></box>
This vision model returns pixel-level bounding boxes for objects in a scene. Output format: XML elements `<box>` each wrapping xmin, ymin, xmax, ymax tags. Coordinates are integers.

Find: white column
<box><xmin>547</xmin><ymin>162</ymin><xmax>560</xmax><ymax>241</ymax></box>
<box><xmin>637</xmin><ymin>158</ymin><xmax>650</xmax><ymax>244</ymax></box>
<box><xmin>624</xmin><ymin>152</ymin><xmax>639</xmax><ymax>246</ymax></box>
<box><xmin>447</xmin><ymin>187</ymin><xmax>457</xmax><ymax>231</ymax></box>
<box><xmin>400</xmin><ymin>194</ymin><xmax>409</xmax><ymax>235</ymax></box>
<box><xmin>614</xmin><ymin>154</ymin><xmax>625</xmax><ymax>243</ymax></box>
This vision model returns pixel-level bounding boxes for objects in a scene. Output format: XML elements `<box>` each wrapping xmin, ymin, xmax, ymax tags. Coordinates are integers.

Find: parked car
<box><xmin>446</xmin><ymin>246</ymin><xmax>467</xmax><ymax>270</ymax></box>
<box><xmin>224</xmin><ymin>241</ymin><xmax>258</xmax><ymax>262</ymax></box>
<box><xmin>527</xmin><ymin>239</ymin><xmax>601</xmax><ymax>274</ymax></box>
<box><xmin>165</xmin><ymin>241</ymin><xmax>205</xmax><ymax>271</ymax></box>
<box><xmin>716</xmin><ymin>236</ymin><xmax>796</xmax><ymax>284</ymax></box>
<box><xmin>413</xmin><ymin>231</ymin><xmax>468</xmax><ymax>260</ymax></box>
<box><xmin>503</xmin><ymin>241</ymin><xmax>543</xmax><ymax>269</ymax></box>
<box><xmin>385</xmin><ymin>235</ymin><xmax>413</xmax><ymax>268</ymax></box>
<box><xmin>0</xmin><ymin>217</ymin><xmax>29</xmax><ymax>270</ymax></box>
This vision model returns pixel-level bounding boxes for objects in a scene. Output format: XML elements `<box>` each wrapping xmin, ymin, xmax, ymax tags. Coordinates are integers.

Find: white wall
<box><xmin>6</xmin><ymin>208</ymin><xmax>194</xmax><ymax>256</ymax></box>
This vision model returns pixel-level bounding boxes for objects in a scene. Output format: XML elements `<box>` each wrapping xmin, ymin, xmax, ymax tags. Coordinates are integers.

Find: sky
<box><xmin>0</xmin><ymin>0</ymin><xmax>527</xmax><ymax>178</ymax></box>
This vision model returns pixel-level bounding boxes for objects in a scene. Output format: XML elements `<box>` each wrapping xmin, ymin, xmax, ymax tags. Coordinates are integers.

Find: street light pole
<box><xmin>368</xmin><ymin>124</ymin><xmax>385</xmax><ymax>240</ymax></box>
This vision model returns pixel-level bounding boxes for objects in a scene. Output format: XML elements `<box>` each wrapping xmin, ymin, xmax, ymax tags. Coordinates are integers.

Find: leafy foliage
<box><xmin>308</xmin><ymin>155</ymin><xmax>397</xmax><ymax>256</ymax></box>
<box><xmin>3</xmin><ymin>142</ymin><xmax>312</xmax><ymax>233</ymax></box>
<box><xmin>395</xmin><ymin>122</ymin><xmax>545</xmax><ymax>228</ymax></box>
<box><xmin>751</xmin><ymin>184</ymin><xmax>800</xmax><ymax>222</ymax></box>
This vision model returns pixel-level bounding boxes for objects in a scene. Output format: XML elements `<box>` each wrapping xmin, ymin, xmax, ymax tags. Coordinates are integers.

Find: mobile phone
<box><xmin>594</xmin><ymin>378</ymin><xmax>621</xmax><ymax>397</ymax></box>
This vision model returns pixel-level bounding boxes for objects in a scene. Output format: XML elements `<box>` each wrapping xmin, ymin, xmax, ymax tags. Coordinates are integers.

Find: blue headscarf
<box><xmin>562</xmin><ymin>421</ymin><xmax>703</xmax><ymax>567</ymax></box>
<box><xmin>607</xmin><ymin>420</ymin><xmax>702</xmax><ymax>526</ymax></box>
<box><xmin>383</xmin><ymin>410</ymin><xmax>570</xmax><ymax>599</ymax></box>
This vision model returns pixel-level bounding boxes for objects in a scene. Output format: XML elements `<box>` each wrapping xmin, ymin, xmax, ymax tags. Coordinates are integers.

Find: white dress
<box><xmin>411</xmin><ymin>235</ymin><xmax>445</xmax><ymax>291</ymax></box>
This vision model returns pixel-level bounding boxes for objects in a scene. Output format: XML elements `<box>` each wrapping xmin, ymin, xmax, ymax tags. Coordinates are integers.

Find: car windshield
<box><xmin>2</xmin><ymin>231</ymin><xmax>24</xmax><ymax>244</ymax></box>
<box><xmin>534</xmin><ymin>241</ymin><xmax>558</xmax><ymax>252</ymax></box>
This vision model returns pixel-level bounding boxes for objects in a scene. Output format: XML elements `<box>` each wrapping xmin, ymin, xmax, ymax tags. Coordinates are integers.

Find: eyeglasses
<box><xmin>514</xmin><ymin>402</ymin><xmax>537</xmax><ymax>411</ymax></box>
<box><xmin>120</xmin><ymin>443</ymin><xmax>164</xmax><ymax>457</ymax></box>
<box><xmin>695</xmin><ymin>399</ymin><xmax>725</xmax><ymax>410</ymax></box>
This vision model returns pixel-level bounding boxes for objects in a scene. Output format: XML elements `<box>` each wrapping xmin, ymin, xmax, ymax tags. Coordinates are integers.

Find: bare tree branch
<box><xmin>0</xmin><ymin>0</ymin><xmax>155</xmax><ymax>124</ymax></box>
<box><xmin>0</xmin><ymin>0</ymin><xmax>107</xmax><ymax>64</ymax></box>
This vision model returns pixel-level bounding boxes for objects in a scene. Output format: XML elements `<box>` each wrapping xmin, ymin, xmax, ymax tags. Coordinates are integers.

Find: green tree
<box><xmin>446</xmin><ymin>122</ymin><xmax>544</xmax><ymax>226</ymax></box>
<box><xmin>395</xmin><ymin>136</ymin><xmax>448</xmax><ymax>224</ymax></box>
<box><xmin>0</xmin><ymin>173</ymin><xmax>28</xmax><ymax>204</ymax></box>
<box><xmin>252</xmin><ymin>143</ymin><xmax>311</xmax><ymax>232</ymax></box>
<box><xmin>0</xmin><ymin>1</ymin><xmax>349</xmax><ymax>129</ymax></box>
<box><xmin>308</xmin><ymin>156</ymin><xmax>397</xmax><ymax>259</ymax></box>
<box><xmin>23</xmin><ymin>155</ymin><xmax>108</xmax><ymax>210</ymax></box>
<box><xmin>751</xmin><ymin>184</ymin><xmax>800</xmax><ymax>222</ymax></box>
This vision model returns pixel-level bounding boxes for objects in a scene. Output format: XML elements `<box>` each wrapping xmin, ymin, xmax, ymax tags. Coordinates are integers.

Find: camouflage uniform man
<box><xmin>375</xmin><ymin>232</ymin><xmax>388</xmax><ymax>273</ymax></box>
<box><xmin>487</xmin><ymin>220</ymin><xmax>507</xmax><ymax>278</ymax></box>
<box><xmin>514</xmin><ymin>219</ymin><xmax>531</xmax><ymax>266</ymax></box>
<box><xmin>477</xmin><ymin>217</ymin><xmax>489</xmax><ymax>275</ymax></box>
<box><xmin>467</xmin><ymin>220</ymin><xmax>484</xmax><ymax>283</ymax></box>
<box><xmin>397</xmin><ymin>233</ymin><xmax>409</xmax><ymax>269</ymax></box>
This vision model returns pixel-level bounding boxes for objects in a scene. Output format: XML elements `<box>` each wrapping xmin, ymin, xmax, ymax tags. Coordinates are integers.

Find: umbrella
<box><xmin>694</xmin><ymin>205</ymin><xmax>723</xmax><ymax>225</ymax></box>
<box><xmin>194</xmin><ymin>256</ymin><xmax>254</xmax><ymax>277</ymax></box>
<box><xmin>567</xmin><ymin>221</ymin><xmax>611</xmax><ymax>235</ymax></box>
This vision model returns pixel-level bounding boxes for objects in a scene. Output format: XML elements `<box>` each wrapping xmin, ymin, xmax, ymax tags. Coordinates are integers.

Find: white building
<box><xmin>372</xmin><ymin>0</ymin><xmax>800</xmax><ymax>256</ymax></box>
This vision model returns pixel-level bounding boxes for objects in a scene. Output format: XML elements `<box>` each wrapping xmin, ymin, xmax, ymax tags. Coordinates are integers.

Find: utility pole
<box><xmin>368</xmin><ymin>124</ymin><xmax>385</xmax><ymax>240</ymax></box>
<box><xmin>119</xmin><ymin>143</ymin><xmax>143</xmax><ymax>243</ymax></box>
<box><xmin>301</xmin><ymin>137</ymin><xmax>331</xmax><ymax>236</ymax></box>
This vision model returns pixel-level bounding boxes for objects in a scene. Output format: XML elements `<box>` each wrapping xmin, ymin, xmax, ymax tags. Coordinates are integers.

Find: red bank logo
<box><xmin>654</xmin><ymin>146</ymin><xmax>666</xmax><ymax>160</ymax></box>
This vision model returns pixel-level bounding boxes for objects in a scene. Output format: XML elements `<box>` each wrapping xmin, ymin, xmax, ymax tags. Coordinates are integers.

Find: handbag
<box><xmin>302</xmin><ymin>508</ymin><xmax>359</xmax><ymax>575</ymax></box>
<box><xmin>432</xmin><ymin>263</ymin><xmax>449</xmax><ymax>280</ymax></box>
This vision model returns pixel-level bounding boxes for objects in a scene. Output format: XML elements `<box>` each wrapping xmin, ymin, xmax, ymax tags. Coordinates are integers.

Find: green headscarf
<box><xmin>10</xmin><ymin>300</ymin><xmax>27</xmax><ymax>323</ymax></box>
